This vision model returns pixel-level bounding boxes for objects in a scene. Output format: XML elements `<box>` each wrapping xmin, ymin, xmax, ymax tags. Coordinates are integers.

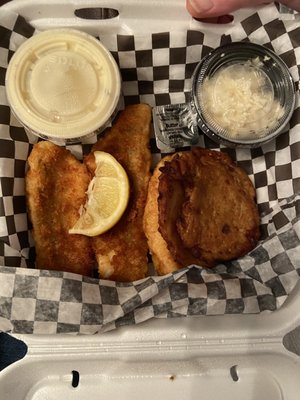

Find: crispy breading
<box><xmin>26</xmin><ymin>141</ymin><xmax>95</xmax><ymax>276</ymax></box>
<box><xmin>144</xmin><ymin>148</ymin><xmax>260</xmax><ymax>274</ymax></box>
<box><xmin>84</xmin><ymin>104</ymin><xmax>152</xmax><ymax>282</ymax></box>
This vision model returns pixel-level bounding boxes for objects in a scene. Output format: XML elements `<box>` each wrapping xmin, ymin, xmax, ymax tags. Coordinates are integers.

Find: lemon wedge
<box><xmin>69</xmin><ymin>151</ymin><xmax>129</xmax><ymax>237</ymax></box>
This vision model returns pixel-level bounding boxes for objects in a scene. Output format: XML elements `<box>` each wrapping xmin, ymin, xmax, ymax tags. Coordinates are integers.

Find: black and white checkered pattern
<box><xmin>0</xmin><ymin>5</ymin><xmax>300</xmax><ymax>334</ymax></box>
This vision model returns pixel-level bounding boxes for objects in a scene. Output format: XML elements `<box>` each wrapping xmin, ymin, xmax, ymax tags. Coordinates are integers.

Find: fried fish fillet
<box><xmin>144</xmin><ymin>148</ymin><xmax>260</xmax><ymax>275</ymax></box>
<box><xmin>26</xmin><ymin>141</ymin><xmax>95</xmax><ymax>276</ymax></box>
<box><xmin>84</xmin><ymin>104</ymin><xmax>152</xmax><ymax>282</ymax></box>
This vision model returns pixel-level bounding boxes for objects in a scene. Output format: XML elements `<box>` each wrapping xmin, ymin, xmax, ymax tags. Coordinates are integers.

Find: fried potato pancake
<box><xmin>144</xmin><ymin>148</ymin><xmax>260</xmax><ymax>274</ymax></box>
<box><xmin>26</xmin><ymin>141</ymin><xmax>95</xmax><ymax>276</ymax></box>
<box><xmin>84</xmin><ymin>104</ymin><xmax>152</xmax><ymax>282</ymax></box>
<box><xmin>143</xmin><ymin>156</ymin><xmax>181</xmax><ymax>276</ymax></box>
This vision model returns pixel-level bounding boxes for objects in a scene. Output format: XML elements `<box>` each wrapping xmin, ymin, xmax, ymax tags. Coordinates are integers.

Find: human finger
<box><xmin>186</xmin><ymin>0</ymin><xmax>271</xmax><ymax>18</ymax></box>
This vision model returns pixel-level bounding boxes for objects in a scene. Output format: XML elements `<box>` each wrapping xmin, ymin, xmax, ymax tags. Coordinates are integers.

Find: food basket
<box><xmin>0</xmin><ymin>1</ymin><xmax>300</xmax><ymax>398</ymax></box>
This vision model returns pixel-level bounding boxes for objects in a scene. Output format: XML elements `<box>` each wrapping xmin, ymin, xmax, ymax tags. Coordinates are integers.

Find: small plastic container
<box><xmin>192</xmin><ymin>42</ymin><xmax>296</xmax><ymax>148</ymax></box>
<box><xmin>5</xmin><ymin>29</ymin><xmax>121</xmax><ymax>144</ymax></box>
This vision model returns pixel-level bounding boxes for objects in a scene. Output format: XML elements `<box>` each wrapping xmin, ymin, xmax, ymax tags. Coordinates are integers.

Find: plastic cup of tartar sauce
<box><xmin>5</xmin><ymin>29</ymin><xmax>121</xmax><ymax>144</ymax></box>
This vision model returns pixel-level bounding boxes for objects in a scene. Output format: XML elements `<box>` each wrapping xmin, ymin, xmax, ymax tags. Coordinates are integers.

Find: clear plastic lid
<box><xmin>192</xmin><ymin>42</ymin><xmax>296</xmax><ymax>147</ymax></box>
<box><xmin>6</xmin><ymin>29</ymin><xmax>121</xmax><ymax>140</ymax></box>
<box><xmin>200</xmin><ymin>62</ymin><xmax>279</xmax><ymax>138</ymax></box>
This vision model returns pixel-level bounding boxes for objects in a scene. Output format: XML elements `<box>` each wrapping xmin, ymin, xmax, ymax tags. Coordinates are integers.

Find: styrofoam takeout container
<box><xmin>1</xmin><ymin>1</ymin><xmax>300</xmax><ymax>399</ymax></box>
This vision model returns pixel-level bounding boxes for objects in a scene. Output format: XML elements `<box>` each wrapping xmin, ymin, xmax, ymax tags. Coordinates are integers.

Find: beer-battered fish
<box><xmin>84</xmin><ymin>104</ymin><xmax>152</xmax><ymax>282</ymax></box>
<box><xmin>144</xmin><ymin>148</ymin><xmax>260</xmax><ymax>275</ymax></box>
<box><xmin>26</xmin><ymin>141</ymin><xmax>95</xmax><ymax>276</ymax></box>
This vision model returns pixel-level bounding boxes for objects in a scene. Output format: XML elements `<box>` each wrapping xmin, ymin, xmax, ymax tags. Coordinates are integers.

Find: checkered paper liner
<box><xmin>0</xmin><ymin>4</ymin><xmax>300</xmax><ymax>334</ymax></box>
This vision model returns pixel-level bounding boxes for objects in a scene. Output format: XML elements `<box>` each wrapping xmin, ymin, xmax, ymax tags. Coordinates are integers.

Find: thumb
<box><xmin>186</xmin><ymin>0</ymin><xmax>271</xmax><ymax>18</ymax></box>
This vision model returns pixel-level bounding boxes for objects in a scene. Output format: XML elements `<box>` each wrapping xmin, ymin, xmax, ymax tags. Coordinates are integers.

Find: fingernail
<box><xmin>188</xmin><ymin>0</ymin><xmax>214</xmax><ymax>13</ymax></box>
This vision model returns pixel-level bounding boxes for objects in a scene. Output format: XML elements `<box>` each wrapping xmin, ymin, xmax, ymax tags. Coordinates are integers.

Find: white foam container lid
<box><xmin>1</xmin><ymin>1</ymin><xmax>300</xmax><ymax>399</ymax></box>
